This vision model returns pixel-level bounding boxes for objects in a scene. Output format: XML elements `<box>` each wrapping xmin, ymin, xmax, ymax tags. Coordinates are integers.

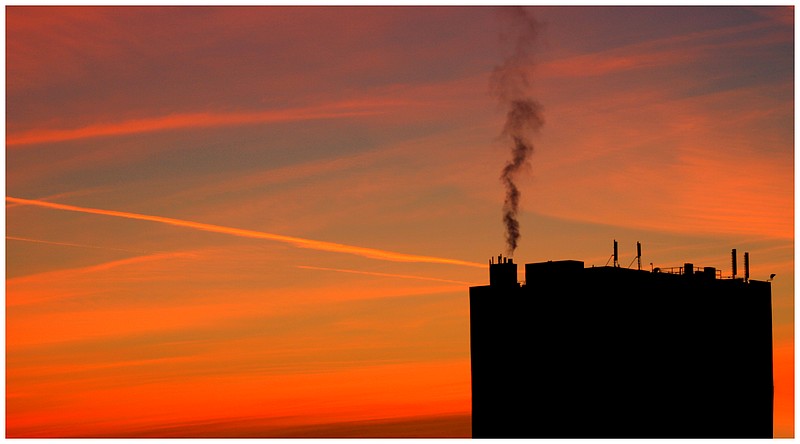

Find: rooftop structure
<box><xmin>469</xmin><ymin>248</ymin><xmax>773</xmax><ymax>438</ymax></box>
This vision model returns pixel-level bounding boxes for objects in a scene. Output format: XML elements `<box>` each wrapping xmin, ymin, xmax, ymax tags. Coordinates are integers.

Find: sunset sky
<box><xmin>5</xmin><ymin>6</ymin><xmax>794</xmax><ymax>437</ymax></box>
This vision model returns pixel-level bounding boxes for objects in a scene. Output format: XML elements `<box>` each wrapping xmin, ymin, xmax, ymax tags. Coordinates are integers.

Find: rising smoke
<box><xmin>490</xmin><ymin>7</ymin><xmax>544</xmax><ymax>256</ymax></box>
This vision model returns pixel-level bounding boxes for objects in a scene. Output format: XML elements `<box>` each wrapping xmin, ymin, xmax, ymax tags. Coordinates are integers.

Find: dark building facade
<box><xmin>469</xmin><ymin>256</ymin><xmax>773</xmax><ymax>438</ymax></box>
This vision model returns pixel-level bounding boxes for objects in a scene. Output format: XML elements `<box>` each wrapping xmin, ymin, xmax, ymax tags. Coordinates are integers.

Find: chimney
<box><xmin>489</xmin><ymin>254</ymin><xmax>519</xmax><ymax>287</ymax></box>
<box><xmin>732</xmin><ymin>249</ymin><xmax>738</xmax><ymax>279</ymax></box>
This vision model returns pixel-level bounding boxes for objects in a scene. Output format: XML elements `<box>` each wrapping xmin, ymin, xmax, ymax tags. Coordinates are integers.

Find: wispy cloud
<box><xmin>7</xmin><ymin>102</ymin><xmax>393</xmax><ymax>147</ymax></box>
<box><xmin>297</xmin><ymin>265</ymin><xmax>480</xmax><ymax>286</ymax></box>
<box><xmin>540</xmin><ymin>19</ymin><xmax>789</xmax><ymax>79</ymax></box>
<box><xmin>7</xmin><ymin>251</ymin><xmax>197</xmax><ymax>306</ymax></box>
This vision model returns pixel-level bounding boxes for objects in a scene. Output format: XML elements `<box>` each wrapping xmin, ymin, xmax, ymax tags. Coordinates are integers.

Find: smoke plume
<box><xmin>490</xmin><ymin>7</ymin><xmax>544</xmax><ymax>256</ymax></box>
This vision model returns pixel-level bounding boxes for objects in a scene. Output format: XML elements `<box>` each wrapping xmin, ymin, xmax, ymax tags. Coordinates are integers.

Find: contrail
<box><xmin>490</xmin><ymin>7</ymin><xmax>544</xmax><ymax>256</ymax></box>
<box><xmin>7</xmin><ymin>235</ymin><xmax>154</xmax><ymax>254</ymax></box>
<box><xmin>297</xmin><ymin>265</ymin><xmax>481</xmax><ymax>286</ymax></box>
<box><xmin>6</xmin><ymin>196</ymin><xmax>484</xmax><ymax>268</ymax></box>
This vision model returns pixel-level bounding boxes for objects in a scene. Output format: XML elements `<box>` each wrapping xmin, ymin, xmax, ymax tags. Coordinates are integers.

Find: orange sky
<box><xmin>5</xmin><ymin>6</ymin><xmax>794</xmax><ymax>437</ymax></box>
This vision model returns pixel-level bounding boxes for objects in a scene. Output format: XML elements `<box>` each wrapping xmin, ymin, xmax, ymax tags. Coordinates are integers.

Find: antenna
<box><xmin>744</xmin><ymin>252</ymin><xmax>750</xmax><ymax>282</ymax></box>
<box><xmin>731</xmin><ymin>249</ymin><xmax>737</xmax><ymax>279</ymax></box>
<box><xmin>613</xmin><ymin>239</ymin><xmax>619</xmax><ymax>268</ymax></box>
<box><xmin>637</xmin><ymin>242</ymin><xmax>642</xmax><ymax>271</ymax></box>
<box><xmin>628</xmin><ymin>241</ymin><xmax>642</xmax><ymax>269</ymax></box>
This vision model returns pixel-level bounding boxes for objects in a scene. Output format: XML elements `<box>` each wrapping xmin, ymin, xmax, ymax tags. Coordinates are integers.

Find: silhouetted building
<box><xmin>470</xmin><ymin>255</ymin><xmax>773</xmax><ymax>438</ymax></box>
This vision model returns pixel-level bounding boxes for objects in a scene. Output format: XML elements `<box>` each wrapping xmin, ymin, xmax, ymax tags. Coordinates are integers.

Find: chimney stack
<box><xmin>489</xmin><ymin>254</ymin><xmax>519</xmax><ymax>287</ymax></box>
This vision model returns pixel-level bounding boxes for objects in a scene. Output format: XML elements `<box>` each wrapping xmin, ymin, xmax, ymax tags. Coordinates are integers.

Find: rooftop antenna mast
<box><xmin>744</xmin><ymin>251</ymin><xmax>750</xmax><ymax>283</ymax></box>
<box><xmin>637</xmin><ymin>241</ymin><xmax>642</xmax><ymax>271</ymax></box>
<box><xmin>627</xmin><ymin>241</ymin><xmax>642</xmax><ymax>270</ymax></box>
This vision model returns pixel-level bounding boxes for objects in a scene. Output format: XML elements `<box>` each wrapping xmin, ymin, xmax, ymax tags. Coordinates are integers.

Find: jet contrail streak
<box><xmin>297</xmin><ymin>265</ymin><xmax>481</xmax><ymax>286</ymax></box>
<box><xmin>6</xmin><ymin>235</ymin><xmax>153</xmax><ymax>254</ymax></box>
<box><xmin>7</xmin><ymin>196</ymin><xmax>484</xmax><ymax>268</ymax></box>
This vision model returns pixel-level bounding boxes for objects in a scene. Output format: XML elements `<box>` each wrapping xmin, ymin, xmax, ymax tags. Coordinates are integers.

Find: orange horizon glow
<box><xmin>8</xmin><ymin>358</ymin><xmax>472</xmax><ymax>438</ymax></box>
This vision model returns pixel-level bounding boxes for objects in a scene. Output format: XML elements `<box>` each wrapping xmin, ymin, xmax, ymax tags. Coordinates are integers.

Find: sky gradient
<box><xmin>6</xmin><ymin>6</ymin><xmax>794</xmax><ymax>437</ymax></box>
